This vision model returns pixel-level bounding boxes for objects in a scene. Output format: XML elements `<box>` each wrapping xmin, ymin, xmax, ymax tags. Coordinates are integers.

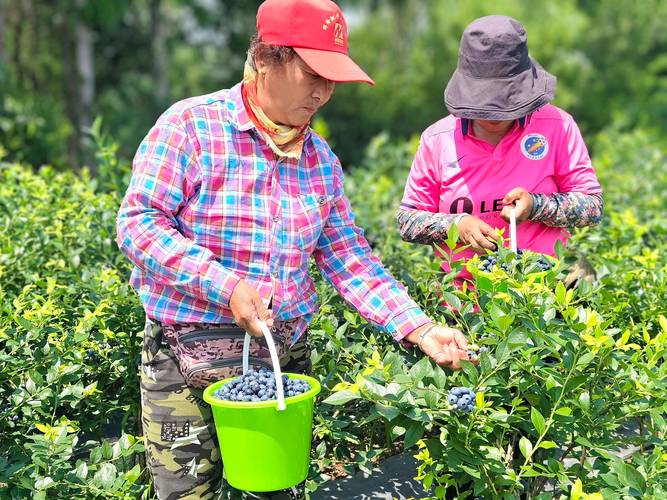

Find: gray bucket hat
<box><xmin>444</xmin><ymin>15</ymin><xmax>556</xmax><ymax>120</ymax></box>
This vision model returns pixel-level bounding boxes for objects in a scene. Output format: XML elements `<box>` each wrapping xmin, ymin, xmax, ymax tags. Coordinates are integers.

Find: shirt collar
<box><xmin>227</xmin><ymin>82</ymin><xmax>254</xmax><ymax>132</ymax></box>
<box><xmin>461</xmin><ymin>115</ymin><xmax>529</xmax><ymax>136</ymax></box>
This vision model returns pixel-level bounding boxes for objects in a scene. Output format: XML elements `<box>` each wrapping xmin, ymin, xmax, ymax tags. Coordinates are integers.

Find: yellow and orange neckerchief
<box><xmin>241</xmin><ymin>58</ymin><xmax>309</xmax><ymax>159</ymax></box>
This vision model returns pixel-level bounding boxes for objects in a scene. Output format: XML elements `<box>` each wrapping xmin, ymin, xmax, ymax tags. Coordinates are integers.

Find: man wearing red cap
<box><xmin>117</xmin><ymin>1</ymin><xmax>471</xmax><ymax>498</ymax></box>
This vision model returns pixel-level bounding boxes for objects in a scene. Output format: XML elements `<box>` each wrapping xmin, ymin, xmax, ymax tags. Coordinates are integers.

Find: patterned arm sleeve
<box><xmin>396</xmin><ymin>208</ymin><xmax>465</xmax><ymax>245</ymax></box>
<box><xmin>529</xmin><ymin>192</ymin><xmax>604</xmax><ymax>227</ymax></box>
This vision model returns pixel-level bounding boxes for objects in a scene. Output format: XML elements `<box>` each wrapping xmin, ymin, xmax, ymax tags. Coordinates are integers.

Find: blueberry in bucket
<box><xmin>214</xmin><ymin>368</ymin><xmax>311</xmax><ymax>402</ymax></box>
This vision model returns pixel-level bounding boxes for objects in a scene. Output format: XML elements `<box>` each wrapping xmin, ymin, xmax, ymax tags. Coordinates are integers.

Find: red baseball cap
<box><xmin>257</xmin><ymin>0</ymin><xmax>375</xmax><ymax>85</ymax></box>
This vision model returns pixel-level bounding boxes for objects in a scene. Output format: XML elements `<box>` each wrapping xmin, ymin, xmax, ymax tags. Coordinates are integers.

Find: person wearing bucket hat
<box><xmin>116</xmin><ymin>1</ymin><xmax>474</xmax><ymax>498</ymax></box>
<box><xmin>398</xmin><ymin>15</ymin><xmax>603</xmax><ymax>281</ymax></box>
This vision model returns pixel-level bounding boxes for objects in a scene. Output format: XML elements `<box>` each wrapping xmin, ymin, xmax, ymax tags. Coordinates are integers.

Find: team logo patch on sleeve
<box><xmin>521</xmin><ymin>134</ymin><xmax>549</xmax><ymax>160</ymax></box>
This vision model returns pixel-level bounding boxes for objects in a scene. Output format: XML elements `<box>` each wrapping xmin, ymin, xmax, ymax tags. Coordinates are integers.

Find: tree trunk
<box><xmin>150</xmin><ymin>0</ymin><xmax>169</xmax><ymax>102</ymax></box>
<box><xmin>76</xmin><ymin>19</ymin><xmax>94</xmax><ymax>132</ymax></box>
<box><xmin>61</xmin><ymin>17</ymin><xmax>81</xmax><ymax>167</ymax></box>
<box><xmin>12</xmin><ymin>0</ymin><xmax>24</xmax><ymax>85</ymax></box>
<box><xmin>0</xmin><ymin>0</ymin><xmax>5</xmax><ymax>65</ymax></box>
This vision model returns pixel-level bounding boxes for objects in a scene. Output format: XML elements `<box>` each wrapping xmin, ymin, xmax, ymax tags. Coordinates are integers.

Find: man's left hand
<box><xmin>501</xmin><ymin>187</ymin><xmax>533</xmax><ymax>223</ymax></box>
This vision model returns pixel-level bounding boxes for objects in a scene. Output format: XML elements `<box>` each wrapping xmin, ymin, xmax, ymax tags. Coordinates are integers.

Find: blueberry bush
<box><xmin>0</xmin><ymin>164</ymin><xmax>148</xmax><ymax>498</ymax></box>
<box><xmin>310</xmin><ymin>129</ymin><xmax>667</xmax><ymax>498</ymax></box>
<box><xmin>1</xmin><ymin>129</ymin><xmax>665</xmax><ymax>498</ymax></box>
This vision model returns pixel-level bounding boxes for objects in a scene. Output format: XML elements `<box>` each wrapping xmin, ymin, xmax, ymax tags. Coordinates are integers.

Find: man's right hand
<box><xmin>457</xmin><ymin>215</ymin><xmax>497</xmax><ymax>253</ymax></box>
<box><xmin>229</xmin><ymin>280</ymin><xmax>273</xmax><ymax>337</ymax></box>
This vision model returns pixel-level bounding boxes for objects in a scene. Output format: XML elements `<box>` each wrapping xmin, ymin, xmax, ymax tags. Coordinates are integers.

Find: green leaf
<box><xmin>618</xmin><ymin>463</ymin><xmax>646</xmax><ymax>492</ymax></box>
<box><xmin>101</xmin><ymin>440</ymin><xmax>113</xmax><ymax>460</ymax></box>
<box><xmin>555</xmin><ymin>281</ymin><xmax>566</xmax><ymax>306</ymax></box>
<box><xmin>519</xmin><ymin>436</ymin><xmax>533</xmax><ymax>460</ymax></box>
<box><xmin>446</xmin><ymin>224</ymin><xmax>459</xmax><ymax>250</ymax></box>
<box><xmin>75</xmin><ymin>461</ymin><xmax>88</xmax><ymax>481</ymax></box>
<box><xmin>576</xmin><ymin>436</ymin><xmax>594</xmax><ymax>448</ymax></box>
<box><xmin>343</xmin><ymin>310</ymin><xmax>358</xmax><ymax>326</ymax></box>
<box><xmin>375</xmin><ymin>402</ymin><xmax>400</xmax><ymax>421</ymax></box>
<box><xmin>441</xmin><ymin>292</ymin><xmax>461</xmax><ymax>311</ymax></box>
<box><xmin>554</xmin><ymin>407</ymin><xmax>572</xmax><ymax>416</ymax></box>
<box><xmin>546</xmin><ymin>376</ymin><xmax>561</xmax><ymax>391</ymax></box>
<box><xmin>94</xmin><ymin>463</ymin><xmax>117</xmax><ymax>489</ymax></box>
<box><xmin>507</xmin><ymin>330</ymin><xmax>527</xmax><ymax>345</ymax></box>
<box><xmin>538</xmin><ymin>441</ymin><xmax>558</xmax><ymax>449</ymax></box>
<box><xmin>409</xmin><ymin>356</ymin><xmax>434</xmax><ymax>382</ymax></box>
<box><xmin>404</xmin><ymin>422</ymin><xmax>424</xmax><ymax>450</ymax></box>
<box><xmin>459</xmin><ymin>360</ymin><xmax>478</xmax><ymax>386</ymax></box>
<box><xmin>495</xmin><ymin>340</ymin><xmax>509</xmax><ymax>361</ymax></box>
<box><xmin>531</xmin><ymin>407</ymin><xmax>546</xmax><ymax>435</ymax></box>
<box><xmin>34</xmin><ymin>477</ymin><xmax>54</xmax><ymax>490</ymax></box>
<box><xmin>123</xmin><ymin>464</ymin><xmax>142</xmax><ymax>484</ymax></box>
<box><xmin>323</xmin><ymin>390</ymin><xmax>360</xmax><ymax>405</ymax></box>
<box><xmin>460</xmin><ymin>465</ymin><xmax>481</xmax><ymax>478</ymax></box>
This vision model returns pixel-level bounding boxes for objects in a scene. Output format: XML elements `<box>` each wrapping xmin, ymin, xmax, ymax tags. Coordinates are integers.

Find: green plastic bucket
<box><xmin>202</xmin><ymin>322</ymin><xmax>321</xmax><ymax>492</ymax></box>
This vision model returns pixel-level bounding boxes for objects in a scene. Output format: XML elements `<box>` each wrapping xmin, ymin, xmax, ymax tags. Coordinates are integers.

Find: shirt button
<box><xmin>318</xmin><ymin>196</ymin><xmax>326</xmax><ymax>205</ymax></box>
<box><xmin>273</xmin><ymin>215</ymin><xmax>280</xmax><ymax>223</ymax></box>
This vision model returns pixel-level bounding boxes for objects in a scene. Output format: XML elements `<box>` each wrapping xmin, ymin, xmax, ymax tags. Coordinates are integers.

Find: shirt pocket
<box><xmin>294</xmin><ymin>193</ymin><xmax>334</xmax><ymax>254</ymax></box>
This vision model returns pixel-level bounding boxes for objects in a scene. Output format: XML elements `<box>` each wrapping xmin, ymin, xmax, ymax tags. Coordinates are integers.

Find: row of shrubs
<box><xmin>0</xmin><ymin>129</ymin><xmax>665</xmax><ymax>498</ymax></box>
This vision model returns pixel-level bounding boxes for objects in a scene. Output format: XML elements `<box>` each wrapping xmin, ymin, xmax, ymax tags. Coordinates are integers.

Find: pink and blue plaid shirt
<box><xmin>116</xmin><ymin>83</ymin><xmax>429</xmax><ymax>341</ymax></box>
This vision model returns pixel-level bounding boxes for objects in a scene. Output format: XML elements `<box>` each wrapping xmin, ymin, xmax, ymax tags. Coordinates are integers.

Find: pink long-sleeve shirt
<box><xmin>401</xmin><ymin>105</ymin><xmax>601</xmax><ymax>277</ymax></box>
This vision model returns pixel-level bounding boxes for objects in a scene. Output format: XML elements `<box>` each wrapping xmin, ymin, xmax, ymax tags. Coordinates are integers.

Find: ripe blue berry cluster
<box><xmin>466</xmin><ymin>345</ymin><xmax>490</xmax><ymax>360</ymax></box>
<box><xmin>214</xmin><ymin>367</ymin><xmax>311</xmax><ymax>402</ymax></box>
<box><xmin>0</xmin><ymin>404</ymin><xmax>19</xmax><ymax>423</ymax></box>
<box><xmin>447</xmin><ymin>387</ymin><xmax>476</xmax><ymax>413</ymax></box>
<box><xmin>478</xmin><ymin>249</ymin><xmax>553</xmax><ymax>273</ymax></box>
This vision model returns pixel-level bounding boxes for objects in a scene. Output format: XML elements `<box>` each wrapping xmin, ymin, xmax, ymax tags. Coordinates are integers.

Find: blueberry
<box><xmin>467</xmin><ymin>404</ymin><xmax>475</xmax><ymax>413</ymax></box>
<box><xmin>448</xmin><ymin>394</ymin><xmax>458</xmax><ymax>404</ymax></box>
<box><xmin>459</xmin><ymin>395</ymin><xmax>471</xmax><ymax>405</ymax></box>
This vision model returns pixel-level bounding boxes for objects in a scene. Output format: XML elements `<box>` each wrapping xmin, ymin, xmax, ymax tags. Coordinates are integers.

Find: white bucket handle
<box><xmin>241</xmin><ymin>287</ymin><xmax>285</xmax><ymax>410</ymax></box>
<box><xmin>242</xmin><ymin>323</ymin><xmax>286</xmax><ymax>411</ymax></box>
<box><xmin>509</xmin><ymin>207</ymin><xmax>518</xmax><ymax>253</ymax></box>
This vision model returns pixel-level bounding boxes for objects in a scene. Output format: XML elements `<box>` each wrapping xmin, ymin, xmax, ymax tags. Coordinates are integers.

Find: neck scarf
<box><xmin>241</xmin><ymin>58</ymin><xmax>309</xmax><ymax>159</ymax></box>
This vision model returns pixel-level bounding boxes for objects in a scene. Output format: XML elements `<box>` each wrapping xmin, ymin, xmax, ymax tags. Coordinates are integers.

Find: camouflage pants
<box><xmin>140</xmin><ymin>318</ymin><xmax>311</xmax><ymax>500</ymax></box>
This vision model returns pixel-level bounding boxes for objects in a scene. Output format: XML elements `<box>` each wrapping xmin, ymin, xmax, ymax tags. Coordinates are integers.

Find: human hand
<box><xmin>405</xmin><ymin>324</ymin><xmax>473</xmax><ymax>370</ymax></box>
<box><xmin>229</xmin><ymin>280</ymin><xmax>273</xmax><ymax>337</ymax></box>
<box><xmin>457</xmin><ymin>215</ymin><xmax>497</xmax><ymax>253</ymax></box>
<box><xmin>501</xmin><ymin>187</ymin><xmax>533</xmax><ymax>223</ymax></box>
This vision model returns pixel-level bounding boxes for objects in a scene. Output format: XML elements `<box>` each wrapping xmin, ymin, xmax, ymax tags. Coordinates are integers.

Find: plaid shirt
<box><xmin>116</xmin><ymin>83</ymin><xmax>430</xmax><ymax>341</ymax></box>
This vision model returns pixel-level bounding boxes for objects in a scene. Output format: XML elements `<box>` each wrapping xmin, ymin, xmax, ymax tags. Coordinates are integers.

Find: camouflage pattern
<box><xmin>140</xmin><ymin>318</ymin><xmax>310</xmax><ymax>500</ymax></box>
